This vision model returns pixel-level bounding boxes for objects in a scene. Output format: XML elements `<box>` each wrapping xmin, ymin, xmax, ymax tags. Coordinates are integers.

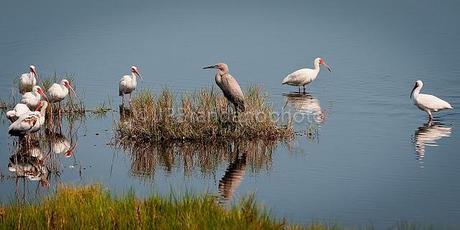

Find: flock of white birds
<box><xmin>5</xmin><ymin>58</ymin><xmax>454</xmax><ymax>142</ymax></box>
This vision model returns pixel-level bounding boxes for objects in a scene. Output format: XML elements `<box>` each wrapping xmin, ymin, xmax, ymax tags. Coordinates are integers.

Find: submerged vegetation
<box><xmin>116</xmin><ymin>87</ymin><xmax>293</xmax><ymax>143</ymax></box>
<box><xmin>0</xmin><ymin>185</ymin><xmax>300</xmax><ymax>230</ymax></box>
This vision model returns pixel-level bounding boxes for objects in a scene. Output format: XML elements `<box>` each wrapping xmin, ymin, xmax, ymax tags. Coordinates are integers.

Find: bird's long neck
<box><xmin>313</xmin><ymin>62</ymin><xmax>321</xmax><ymax>73</ymax></box>
<box><xmin>412</xmin><ymin>86</ymin><xmax>422</xmax><ymax>98</ymax></box>
<box><xmin>131</xmin><ymin>72</ymin><xmax>137</xmax><ymax>81</ymax></box>
<box><xmin>29</xmin><ymin>71</ymin><xmax>36</xmax><ymax>79</ymax></box>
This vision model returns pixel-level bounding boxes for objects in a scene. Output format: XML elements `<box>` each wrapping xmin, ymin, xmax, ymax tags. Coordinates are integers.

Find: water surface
<box><xmin>1</xmin><ymin>0</ymin><xmax>460</xmax><ymax>228</ymax></box>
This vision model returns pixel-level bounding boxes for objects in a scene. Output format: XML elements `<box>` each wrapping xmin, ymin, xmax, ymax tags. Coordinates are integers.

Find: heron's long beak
<box><xmin>203</xmin><ymin>65</ymin><xmax>217</xmax><ymax>69</ymax></box>
<box><xmin>410</xmin><ymin>84</ymin><xmax>417</xmax><ymax>98</ymax></box>
<box><xmin>322</xmin><ymin>63</ymin><xmax>332</xmax><ymax>72</ymax></box>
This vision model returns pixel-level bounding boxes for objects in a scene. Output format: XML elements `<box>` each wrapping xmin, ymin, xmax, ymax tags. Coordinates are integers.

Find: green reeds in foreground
<box><xmin>0</xmin><ymin>185</ymin><xmax>448</xmax><ymax>230</ymax></box>
<box><xmin>116</xmin><ymin>87</ymin><xmax>293</xmax><ymax>143</ymax></box>
<box><xmin>0</xmin><ymin>185</ymin><xmax>301</xmax><ymax>230</ymax></box>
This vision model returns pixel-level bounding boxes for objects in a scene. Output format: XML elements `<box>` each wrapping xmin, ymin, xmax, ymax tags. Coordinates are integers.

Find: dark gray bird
<box><xmin>203</xmin><ymin>63</ymin><xmax>245</xmax><ymax>113</ymax></box>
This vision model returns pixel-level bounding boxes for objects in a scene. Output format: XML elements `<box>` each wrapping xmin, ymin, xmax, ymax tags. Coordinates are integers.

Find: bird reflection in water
<box><xmin>46</xmin><ymin>129</ymin><xmax>76</xmax><ymax>157</ymax></box>
<box><xmin>117</xmin><ymin>140</ymin><xmax>274</xmax><ymax>196</ymax></box>
<box><xmin>8</xmin><ymin>140</ymin><xmax>49</xmax><ymax>201</ymax></box>
<box><xmin>413</xmin><ymin>121</ymin><xmax>452</xmax><ymax>166</ymax></box>
<box><xmin>218</xmin><ymin>143</ymin><xmax>247</xmax><ymax>204</ymax></box>
<box><xmin>283</xmin><ymin>92</ymin><xmax>326</xmax><ymax>141</ymax></box>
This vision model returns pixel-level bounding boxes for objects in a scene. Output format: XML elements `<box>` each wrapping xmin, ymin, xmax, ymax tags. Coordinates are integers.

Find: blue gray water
<box><xmin>1</xmin><ymin>0</ymin><xmax>460</xmax><ymax>228</ymax></box>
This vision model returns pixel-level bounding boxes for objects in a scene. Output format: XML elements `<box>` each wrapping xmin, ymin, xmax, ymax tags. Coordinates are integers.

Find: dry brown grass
<box><xmin>116</xmin><ymin>86</ymin><xmax>293</xmax><ymax>143</ymax></box>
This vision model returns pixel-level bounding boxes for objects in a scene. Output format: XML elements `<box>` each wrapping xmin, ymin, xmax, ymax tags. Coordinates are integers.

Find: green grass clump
<box><xmin>0</xmin><ymin>185</ymin><xmax>301</xmax><ymax>230</ymax></box>
<box><xmin>116</xmin><ymin>87</ymin><xmax>293</xmax><ymax>143</ymax></box>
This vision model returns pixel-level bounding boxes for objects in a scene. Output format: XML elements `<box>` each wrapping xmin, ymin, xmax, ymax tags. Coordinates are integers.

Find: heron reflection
<box><xmin>413</xmin><ymin>122</ymin><xmax>452</xmax><ymax>161</ymax></box>
<box><xmin>218</xmin><ymin>146</ymin><xmax>247</xmax><ymax>204</ymax></box>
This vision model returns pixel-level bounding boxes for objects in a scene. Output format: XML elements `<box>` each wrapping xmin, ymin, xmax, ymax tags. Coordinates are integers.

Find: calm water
<box><xmin>1</xmin><ymin>0</ymin><xmax>460</xmax><ymax>228</ymax></box>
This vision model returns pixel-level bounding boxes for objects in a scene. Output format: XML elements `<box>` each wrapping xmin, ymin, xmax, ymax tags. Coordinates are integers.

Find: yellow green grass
<box><xmin>0</xmin><ymin>185</ymin><xmax>304</xmax><ymax>230</ymax></box>
<box><xmin>0</xmin><ymin>185</ymin><xmax>439</xmax><ymax>230</ymax></box>
<box><xmin>116</xmin><ymin>87</ymin><xmax>293</xmax><ymax>143</ymax></box>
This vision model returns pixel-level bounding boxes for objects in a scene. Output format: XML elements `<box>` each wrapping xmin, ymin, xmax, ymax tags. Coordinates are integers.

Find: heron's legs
<box><xmin>129</xmin><ymin>93</ymin><xmax>132</xmax><ymax>106</ymax></box>
<box><xmin>121</xmin><ymin>95</ymin><xmax>124</xmax><ymax>106</ymax></box>
<box><xmin>298</xmin><ymin>86</ymin><xmax>301</xmax><ymax>93</ymax></box>
<box><xmin>303</xmin><ymin>85</ymin><xmax>306</xmax><ymax>93</ymax></box>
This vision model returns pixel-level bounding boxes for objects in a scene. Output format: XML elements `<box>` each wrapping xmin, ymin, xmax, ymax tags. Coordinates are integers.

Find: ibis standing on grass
<box><xmin>21</xmin><ymin>86</ymin><xmax>47</xmax><ymax>110</ymax></box>
<box><xmin>203</xmin><ymin>63</ymin><xmax>245</xmax><ymax>113</ymax></box>
<box><xmin>282</xmin><ymin>57</ymin><xmax>332</xmax><ymax>93</ymax></box>
<box><xmin>19</xmin><ymin>65</ymin><xmax>39</xmax><ymax>94</ymax></box>
<box><xmin>119</xmin><ymin>66</ymin><xmax>142</xmax><ymax>106</ymax></box>
<box><xmin>410</xmin><ymin>80</ymin><xmax>453</xmax><ymax>121</ymax></box>
<box><xmin>47</xmin><ymin>79</ymin><xmax>77</xmax><ymax>115</ymax></box>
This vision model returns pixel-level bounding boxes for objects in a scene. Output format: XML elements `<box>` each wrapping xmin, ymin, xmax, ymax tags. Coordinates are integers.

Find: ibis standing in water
<box><xmin>119</xmin><ymin>66</ymin><xmax>142</xmax><ymax>106</ymax></box>
<box><xmin>411</xmin><ymin>80</ymin><xmax>453</xmax><ymax>121</ymax></box>
<box><xmin>9</xmin><ymin>101</ymin><xmax>48</xmax><ymax>138</ymax></box>
<box><xmin>19</xmin><ymin>65</ymin><xmax>39</xmax><ymax>94</ymax></box>
<box><xmin>203</xmin><ymin>63</ymin><xmax>245</xmax><ymax>113</ymax></box>
<box><xmin>21</xmin><ymin>86</ymin><xmax>47</xmax><ymax>110</ymax></box>
<box><xmin>47</xmin><ymin>79</ymin><xmax>77</xmax><ymax>116</ymax></box>
<box><xmin>282</xmin><ymin>57</ymin><xmax>332</xmax><ymax>93</ymax></box>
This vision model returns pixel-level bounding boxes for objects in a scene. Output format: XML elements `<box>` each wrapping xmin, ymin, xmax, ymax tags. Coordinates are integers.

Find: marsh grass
<box><xmin>42</xmin><ymin>75</ymin><xmax>112</xmax><ymax>118</ymax></box>
<box><xmin>116</xmin><ymin>87</ymin><xmax>293</xmax><ymax>143</ymax></box>
<box><xmin>0</xmin><ymin>185</ymin><xmax>301</xmax><ymax>230</ymax></box>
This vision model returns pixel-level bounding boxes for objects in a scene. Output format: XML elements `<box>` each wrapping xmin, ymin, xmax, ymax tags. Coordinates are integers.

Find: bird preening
<box><xmin>203</xmin><ymin>63</ymin><xmax>246</xmax><ymax>114</ymax></box>
<box><xmin>410</xmin><ymin>80</ymin><xmax>453</xmax><ymax>122</ymax></box>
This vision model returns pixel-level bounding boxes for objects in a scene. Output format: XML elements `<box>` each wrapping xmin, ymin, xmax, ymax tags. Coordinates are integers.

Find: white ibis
<box><xmin>282</xmin><ymin>57</ymin><xmax>332</xmax><ymax>93</ymax></box>
<box><xmin>203</xmin><ymin>63</ymin><xmax>245</xmax><ymax>113</ymax></box>
<box><xmin>47</xmin><ymin>79</ymin><xmax>77</xmax><ymax>114</ymax></box>
<box><xmin>410</xmin><ymin>80</ymin><xmax>453</xmax><ymax>121</ymax></box>
<box><xmin>8</xmin><ymin>101</ymin><xmax>48</xmax><ymax>137</ymax></box>
<box><xmin>21</xmin><ymin>86</ymin><xmax>47</xmax><ymax>110</ymax></box>
<box><xmin>119</xmin><ymin>66</ymin><xmax>142</xmax><ymax>105</ymax></box>
<box><xmin>19</xmin><ymin>65</ymin><xmax>39</xmax><ymax>94</ymax></box>
<box><xmin>6</xmin><ymin>103</ymin><xmax>31</xmax><ymax>122</ymax></box>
